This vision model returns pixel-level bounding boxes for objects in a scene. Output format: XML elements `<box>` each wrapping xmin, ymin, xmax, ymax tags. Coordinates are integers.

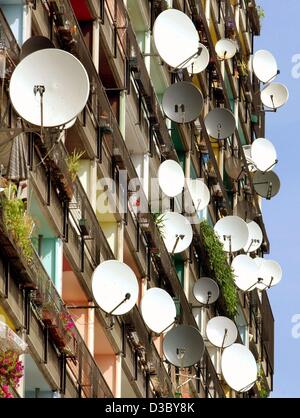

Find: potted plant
<box><xmin>66</xmin><ymin>150</ymin><xmax>85</xmax><ymax>183</ymax></box>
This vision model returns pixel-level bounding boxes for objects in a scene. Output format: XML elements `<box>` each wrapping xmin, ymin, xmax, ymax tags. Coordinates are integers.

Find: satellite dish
<box><xmin>225</xmin><ymin>155</ymin><xmax>244</xmax><ymax>180</ymax></box>
<box><xmin>92</xmin><ymin>260</ymin><xmax>139</xmax><ymax>315</ymax></box>
<box><xmin>162</xmin><ymin>81</ymin><xmax>204</xmax><ymax>124</ymax></box>
<box><xmin>141</xmin><ymin>288</ymin><xmax>177</xmax><ymax>334</ymax></box>
<box><xmin>214</xmin><ymin>216</ymin><xmax>249</xmax><ymax>252</ymax></box>
<box><xmin>253</xmin><ymin>170</ymin><xmax>280</xmax><ymax>199</ymax></box>
<box><xmin>204</xmin><ymin>108</ymin><xmax>236</xmax><ymax>140</ymax></box>
<box><xmin>251</xmin><ymin>138</ymin><xmax>277</xmax><ymax>172</ymax></box>
<box><xmin>254</xmin><ymin>258</ymin><xmax>283</xmax><ymax>289</ymax></box>
<box><xmin>252</xmin><ymin>50</ymin><xmax>278</xmax><ymax>83</ymax></box>
<box><xmin>153</xmin><ymin>9</ymin><xmax>199</xmax><ymax>69</ymax></box>
<box><xmin>215</xmin><ymin>39</ymin><xmax>237</xmax><ymax>60</ymax></box>
<box><xmin>9</xmin><ymin>49</ymin><xmax>90</xmax><ymax>127</ymax></box>
<box><xmin>193</xmin><ymin>277</ymin><xmax>220</xmax><ymax>305</ymax></box>
<box><xmin>261</xmin><ymin>82</ymin><xmax>289</xmax><ymax>109</ymax></box>
<box><xmin>221</xmin><ymin>344</ymin><xmax>257</xmax><ymax>392</ymax></box>
<box><xmin>162</xmin><ymin>212</ymin><xmax>193</xmax><ymax>254</ymax></box>
<box><xmin>163</xmin><ymin>325</ymin><xmax>205</xmax><ymax>367</ymax></box>
<box><xmin>244</xmin><ymin>221</ymin><xmax>263</xmax><ymax>253</ymax></box>
<box><xmin>231</xmin><ymin>255</ymin><xmax>259</xmax><ymax>292</ymax></box>
<box><xmin>187</xmin><ymin>43</ymin><xmax>210</xmax><ymax>74</ymax></box>
<box><xmin>206</xmin><ymin>316</ymin><xmax>238</xmax><ymax>348</ymax></box>
<box><xmin>158</xmin><ymin>160</ymin><xmax>185</xmax><ymax>197</ymax></box>
<box><xmin>186</xmin><ymin>178</ymin><xmax>210</xmax><ymax>211</ymax></box>
<box><xmin>20</xmin><ymin>36</ymin><xmax>55</xmax><ymax>61</ymax></box>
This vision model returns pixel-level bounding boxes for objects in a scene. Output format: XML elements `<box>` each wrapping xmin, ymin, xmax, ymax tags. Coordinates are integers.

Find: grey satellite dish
<box><xmin>225</xmin><ymin>155</ymin><xmax>244</xmax><ymax>180</ymax></box>
<box><xmin>206</xmin><ymin>316</ymin><xmax>238</xmax><ymax>348</ymax></box>
<box><xmin>253</xmin><ymin>171</ymin><xmax>280</xmax><ymax>199</ymax></box>
<box><xmin>163</xmin><ymin>325</ymin><xmax>205</xmax><ymax>367</ymax></box>
<box><xmin>9</xmin><ymin>49</ymin><xmax>90</xmax><ymax>127</ymax></box>
<box><xmin>261</xmin><ymin>82</ymin><xmax>289</xmax><ymax>109</ymax></box>
<box><xmin>162</xmin><ymin>81</ymin><xmax>204</xmax><ymax>124</ymax></box>
<box><xmin>204</xmin><ymin>108</ymin><xmax>236</xmax><ymax>139</ymax></box>
<box><xmin>193</xmin><ymin>277</ymin><xmax>220</xmax><ymax>305</ymax></box>
<box><xmin>20</xmin><ymin>36</ymin><xmax>55</xmax><ymax>61</ymax></box>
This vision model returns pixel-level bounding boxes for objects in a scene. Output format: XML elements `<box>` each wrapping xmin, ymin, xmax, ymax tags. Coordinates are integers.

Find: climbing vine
<box><xmin>200</xmin><ymin>221</ymin><xmax>238</xmax><ymax>317</ymax></box>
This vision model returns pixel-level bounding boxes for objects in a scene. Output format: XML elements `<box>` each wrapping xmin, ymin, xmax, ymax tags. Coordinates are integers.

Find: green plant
<box><xmin>153</xmin><ymin>213</ymin><xmax>166</xmax><ymax>239</ymax></box>
<box><xmin>200</xmin><ymin>220</ymin><xmax>238</xmax><ymax>317</ymax></box>
<box><xmin>257</xmin><ymin>5</ymin><xmax>265</xmax><ymax>20</ymax></box>
<box><xmin>1</xmin><ymin>183</ymin><xmax>34</xmax><ymax>263</ymax></box>
<box><xmin>257</xmin><ymin>365</ymin><xmax>270</xmax><ymax>398</ymax></box>
<box><xmin>66</xmin><ymin>150</ymin><xmax>85</xmax><ymax>182</ymax></box>
<box><xmin>0</xmin><ymin>349</ymin><xmax>24</xmax><ymax>398</ymax></box>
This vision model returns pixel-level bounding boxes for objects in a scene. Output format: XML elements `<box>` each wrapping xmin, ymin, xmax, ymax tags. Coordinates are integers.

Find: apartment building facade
<box><xmin>0</xmin><ymin>0</ymin><xmax>274</xmax><ymax>399</ymax></box>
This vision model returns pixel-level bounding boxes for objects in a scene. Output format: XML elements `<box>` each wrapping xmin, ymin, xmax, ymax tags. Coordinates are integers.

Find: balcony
<box><xmin>0</xmin><ymin>195</ymin><xmax>113</xmax><ymax>398</ymax></box>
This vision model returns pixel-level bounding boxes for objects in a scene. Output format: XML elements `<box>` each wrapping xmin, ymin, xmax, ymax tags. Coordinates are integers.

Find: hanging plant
<box><xmin>153</xmin><ymin>213</ymin><xmax>166</xmax><ymax>239</ymax></box>
<box><xmin>200</xmin><ymin>221</ymin><xmax>238</xmax><ymax>317</ymax></box>
<box><xmin>0</xmin><ymin>349</ymin><xmax>24</xmax><ymax>398</ymax></box>
<box><xmin>1</xmin><ymin>183</ymin><xmax>34</xmax><ymax>263</ymax></box>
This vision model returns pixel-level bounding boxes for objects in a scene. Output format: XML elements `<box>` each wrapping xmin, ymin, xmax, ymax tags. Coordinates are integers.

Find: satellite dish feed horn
<box><xmin>221</xmin><ymin>328</ymin><xmax>229</xmax><ymax>350</ymax></box>
<box><xmin>33</xmin><ymin>84</ymin><xmax>46</xmax><ymax>137</ymax></box>
<box><xmin>109</xmin><ymin>292</ymin><xmax>131</xmax><ymax>316</ymax></box>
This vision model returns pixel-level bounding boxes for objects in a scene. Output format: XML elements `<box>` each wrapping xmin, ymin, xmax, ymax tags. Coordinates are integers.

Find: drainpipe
<box><xmin>23</xmin><ymin>3</ymin><xmax>32</xmax><ymax>42</ymax></box>
<box><xmin>93</xmin><ymin>19</ymin><xmax>100</xmax><ymax>72</ymax></box>
<box><xmin>119</xmin><ymin>91</ymin><xmax>126</xmax><ymax>138</ymax></box>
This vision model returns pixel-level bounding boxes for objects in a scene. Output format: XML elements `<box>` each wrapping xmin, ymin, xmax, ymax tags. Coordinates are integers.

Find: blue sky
<box><xmin>255</xmin><ymin>0</ymin><xmax>300</xmax><ymax>398</ymax></box>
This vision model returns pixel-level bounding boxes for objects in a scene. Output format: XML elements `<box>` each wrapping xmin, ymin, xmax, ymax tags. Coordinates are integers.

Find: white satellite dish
<box><xmin>221</xmin><ymin>344</ymin><xmax>257</xmax><ymax>392</ymax></box>
<box><xmin>214</xmin><ymin>216</ymin><xmax>249</xmax><ymax>252</ymax></box>
<box><xmin>92</xmin><ymin>260</ymin><xmax>139</xmax><ymax>315</ymax></box>
<box><xmin>9</xmin><ymin>49</ymin><xmax>90</xmax><ymax>127</ymax></box>
<box><xmin>215</xmin><ymin>39</ymin><xmax>237</xmax><ymax>60</ymax></box>
<box><xmin>153</xmin><ymin>9</ymin><xmax>199</xmax><ymax>69</ymax></box>
<box><xmin>231</xmin><ymin>255</ymin><xmax>259</xmax><ymax>292</ymax></box>
<box><xmin>162</xmin><ymin>81</ymin><xmax>204</xmax><ymax>124</ymax></box>
<box><xmin>206</xmin><ymin>316</ymin><xmax>238</xmax><ymax>348</ymax></box>
<box><xmin>158</xmin><ymin>160</ymin><xmax>185</xmax><ymax>198</ymax></box>
<box><xmin>186</xmin><ymin>178</ymin><xmax>210</xmax><ymax>212</ymax></box>
<box><xmin>193</xmin><ymin>277</ymin><xmax>220</xmax><ymax>305</ymax></box>
<box><xmin>252</xmin><ymin>50</ymin><xmax>278</xmax><ymax>83</ymax></box>
<box><xmin>243</xmin><ymin>221</ymin><xmax>263</xmax><ymax>253</ymax></box>
<box><xmin>187</xmin><ymin>43</ymin><xmax>210</xmax><ymax>74</ymax></box>
<box><xmin>251</xmin><ymin>138</ymin><xmax>277</xmax><ymax>172</ymax></box>
<box><xmin>254</xmin><ymin>258</ymin><xmax>283</xmax><ymax>290</ymax></box>
<box><xmin>141</xmin><ymin>288</ymin><xmax>177</xmax><ymax>334</ymax></box>
<box><xmin>162</xmin><ymin>212</ymin><xmax>193</xmax><ymax>254</ymax></box>
<box><xmin>261</xmin><ymin>82</ymin><xmax>289</xmax><ymax>109</ymax></box>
